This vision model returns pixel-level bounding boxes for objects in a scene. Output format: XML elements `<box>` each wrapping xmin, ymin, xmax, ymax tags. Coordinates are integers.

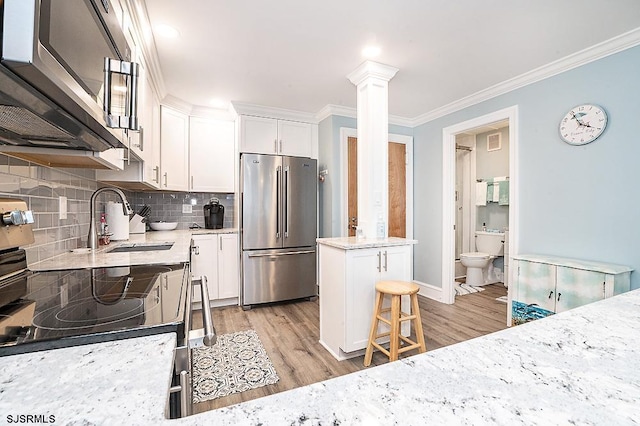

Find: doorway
<box><xmin>340</xmin><ymin>128</ymin><xmax>413</xmax><ymax>239</ymax></box>
<box><xmin>441</xmin><ymin>106</ymin><xmax>518</xmax><ymax>312</ymax></box>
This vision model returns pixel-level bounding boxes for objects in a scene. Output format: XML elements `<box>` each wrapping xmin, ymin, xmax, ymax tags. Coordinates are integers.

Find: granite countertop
<box><xmin>317</xmin><ymin>236</ymin><xmax>418</xmax><ymax>250</ymax></box>
<box><xmin>3</xmin><ymin>286</ymin><xmax>639</xmax><ymax>424</ymax></box>
<box><xmin>29</xmin><ymin>229</ymin><xmax>237</xmax><ymax>271</ymax></box>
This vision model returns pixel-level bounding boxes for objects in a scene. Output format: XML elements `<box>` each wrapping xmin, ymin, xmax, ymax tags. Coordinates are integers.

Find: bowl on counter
<box><xmin>149</xmin><ymin>222</ymin><xmax>178</xmax><ymax>231</ymax></box>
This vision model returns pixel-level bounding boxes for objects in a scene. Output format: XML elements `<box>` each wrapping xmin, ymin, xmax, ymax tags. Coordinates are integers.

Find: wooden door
<box><xmin>347</xmin><ymin>137</ymin><xmax>358</xmax><ymax>236</ymax></box>
<box><xmin>347</xmin><ymin>138</ymin><xmax>406</xmax><ymax>237</ymax></box>
<box><xmin>388</xmin><ymin>142</ymin><xmax>406</xmax><ymax>238</ymax></box>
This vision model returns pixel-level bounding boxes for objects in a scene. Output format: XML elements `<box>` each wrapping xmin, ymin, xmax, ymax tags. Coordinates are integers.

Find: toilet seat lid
<box><xmin>460</xmin><ymin>252</ymin><xmax>490</xmax><ymax>259</ymax></box>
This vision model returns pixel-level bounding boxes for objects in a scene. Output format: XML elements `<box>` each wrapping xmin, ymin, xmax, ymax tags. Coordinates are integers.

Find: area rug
<box><xmin>495</xmin><ymin>296</ymin><xmax>508</xmax><ymax>303</ymax></box>
<box><xmin>192</xmin><ymin>330</ymin><xmax>279</xmax><ymax>403</ymax></box>
<box><xmin>454</xmin><ymin>283</ymin><xmax>486</xmax><ymax>296</ymax></box>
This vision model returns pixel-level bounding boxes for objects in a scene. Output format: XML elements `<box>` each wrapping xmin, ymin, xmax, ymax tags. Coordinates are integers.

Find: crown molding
<box><xmin>315</xmin><ymin>104</ymin><xmax>414</xmax><ymax>128</ymax></box>
<box><xmin>347</xmin><ymin>61</ymin><xmax>399</xmax><ymax>86</ymax></box>
<box><xmin>123</xmin><ymin>0</ymin><xmax>166</xmax><ymax>99</ymax></box>
<box><xmin>412</xmin><ymin>27</ymin><xmax>640</xmax><ymax>127</ymax></box>
<box><xmin>160</xmin><ymin>95</ymin><xmax>193</xmax><ymax>114</ymax></box>
<box><xmin>231</xmin><ymin>102</ymin><xmax>318</xmax><ymax>123</ymax></box>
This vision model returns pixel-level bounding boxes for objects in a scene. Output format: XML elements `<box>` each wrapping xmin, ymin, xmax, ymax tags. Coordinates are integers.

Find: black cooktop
<box><xmin>0</xmin><ymin>264</ymin><xmax>188</xmax><ymax>357</ymax></box>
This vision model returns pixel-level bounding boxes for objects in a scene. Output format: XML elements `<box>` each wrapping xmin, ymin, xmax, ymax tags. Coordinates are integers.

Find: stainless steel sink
<box><xmin>107</xmin><ymin>242</ymin><xmax>174</xmax><ymax>253</ymax></box>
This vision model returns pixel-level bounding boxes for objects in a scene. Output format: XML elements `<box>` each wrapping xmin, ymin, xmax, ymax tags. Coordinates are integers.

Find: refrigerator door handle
<box><xmin>284</xmin><ymin>165</ymin><xmax>289</xmax><ymax>238</ymax></box>
<box><xmin>276</xmin><ymin>165</ymin><xmax>281</xmax><ymax>239</ymax></box>
<box><xmin>247</xmin><ymin>250</ymin><xmax>315</xmax><ymax>258</ymax></box>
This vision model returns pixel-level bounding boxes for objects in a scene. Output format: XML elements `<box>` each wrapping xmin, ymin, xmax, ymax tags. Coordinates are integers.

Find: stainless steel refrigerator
<box><xmin>240</xmin><ymin>153</ymin><xmax>317</xmax><ymax>308</ymax></box>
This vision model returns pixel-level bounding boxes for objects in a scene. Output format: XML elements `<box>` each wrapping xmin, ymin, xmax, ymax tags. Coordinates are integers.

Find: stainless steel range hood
<box><xmin>0</xmin><ymin>0</ymin><xmax>139</xmax><ymax>170</ymax></box>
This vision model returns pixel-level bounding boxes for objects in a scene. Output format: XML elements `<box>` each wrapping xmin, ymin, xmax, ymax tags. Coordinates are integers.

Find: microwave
<box><xmin>0</xmin><ymin>0</ymin><xmax>139</xmax><ymax>152</ymax></box>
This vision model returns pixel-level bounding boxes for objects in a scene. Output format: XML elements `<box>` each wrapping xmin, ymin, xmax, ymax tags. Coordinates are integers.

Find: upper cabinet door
<box><xmin>278</xmin><ymin>120</ymin><xmax>312</xmax><ymax>158</ymax></box>
<box><xmin>239</xmin><ymin>116</ymin><xmax>278</xmax><ymax>155</ymax></box>
<box><xmin>190</xmin><ymin>117</ymin><xmax>235</xmax><ymax>192</ymax></box>
<box><xmin>160</xmin><ymin>106</ymin><xmax>189</xmax><ymax>191</ymax></box>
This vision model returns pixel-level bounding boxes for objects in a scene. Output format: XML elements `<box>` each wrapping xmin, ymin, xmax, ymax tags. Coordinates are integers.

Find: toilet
<box><xmin>460</xmin><ymin>231</ymin><xmax>505</xmax><ymax>287</ymax></box>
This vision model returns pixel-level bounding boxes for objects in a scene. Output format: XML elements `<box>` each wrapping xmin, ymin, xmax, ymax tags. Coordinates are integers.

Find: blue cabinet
<box><xmin>510</xmin><ymin>254</ymin><xmax>632</xmax><ymax>325</ymax></box>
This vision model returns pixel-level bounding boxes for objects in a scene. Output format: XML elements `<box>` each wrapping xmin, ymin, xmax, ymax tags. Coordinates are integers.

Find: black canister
<box><xmin>203</xmin><ymin>198</ymin><xmax>224</xmax><ymax>229</ymax></box>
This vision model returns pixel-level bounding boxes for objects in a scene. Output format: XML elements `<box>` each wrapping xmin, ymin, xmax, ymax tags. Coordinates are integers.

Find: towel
<box><xmin>484</xmin><ymin>178</ymin><xmax>493</xmax><ymax>202</ymax></box>
<box><xmin>492</xmin><ymin>182</ymin><xmax>500</xmax><ymax>202</ymax></box>
<box><xmin>499</xmin><ymin>180</ymin><xmax>509</xmax><ymax>205</ymax></box>
<box><xmin>475</xmin><ymin>182</ymin><xmax>487</xmax><ymax>206</ymax></box>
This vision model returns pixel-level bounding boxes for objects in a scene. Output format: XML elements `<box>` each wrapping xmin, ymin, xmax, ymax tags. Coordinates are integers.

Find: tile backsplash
<box><xmin>0</xmin><ymin>153</ymin><xmax>236</xmax><ymax>265</ymax></box>
<box><xmin>131</xmin><ymin>192</ymin><xmax>235</xmax><ymax>230</ymax></box>
<box><xmin>0</xmin><ymin>154</ymin><xmax>98</xmax><ymax>264</ymax></box>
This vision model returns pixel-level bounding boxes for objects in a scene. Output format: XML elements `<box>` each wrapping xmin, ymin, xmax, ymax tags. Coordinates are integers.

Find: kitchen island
<box><xmin>2</xmin><ymin>279</ymin><xmax>639</xmax><ymax>424</ymax></box>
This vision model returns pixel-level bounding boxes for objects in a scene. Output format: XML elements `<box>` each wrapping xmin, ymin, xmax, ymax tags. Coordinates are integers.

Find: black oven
<box><xmin>0</xmin><ymin>262</ymin><xmax>190</xmax><ymax>357</ymax></box>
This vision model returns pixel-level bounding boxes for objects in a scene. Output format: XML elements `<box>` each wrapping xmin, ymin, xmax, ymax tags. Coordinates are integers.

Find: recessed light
<box><xmin>362</xmin><ymin>45</ymin><xmax>381</xmax><ymax>58</ymax></box>
<box><xmin>154</xmin><ymin>23</ymin><xmax>179</xmax><ymax>39</ymax></box>
<box><xmin>209</xmin><ymin>98</ymin><xmax>227</xmax><ymax>109</ymax></box>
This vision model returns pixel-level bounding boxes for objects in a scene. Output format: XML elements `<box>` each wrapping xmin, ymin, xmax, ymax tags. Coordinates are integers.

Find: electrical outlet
<box><xmin>182</xmin><ymin>204</ymin><xmax>193</xmax><ymax>214</ymax></box>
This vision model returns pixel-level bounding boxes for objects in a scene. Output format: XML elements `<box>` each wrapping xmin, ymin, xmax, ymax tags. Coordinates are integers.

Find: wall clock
<box><xmin>559</xmin><ymin>104</ymin><xmax>607</xmax><ymax>145</ymax></box>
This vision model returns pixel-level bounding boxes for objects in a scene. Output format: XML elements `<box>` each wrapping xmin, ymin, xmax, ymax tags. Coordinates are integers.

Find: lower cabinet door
<box><xmin>555</xmin><ymin>266</ymin><xmax>605</xmax><ymax>313</ymax></box>
<box><xmin>344</xmin><ymin>249</ymin><xmax>380</xmax><ymax>353</ymax></box>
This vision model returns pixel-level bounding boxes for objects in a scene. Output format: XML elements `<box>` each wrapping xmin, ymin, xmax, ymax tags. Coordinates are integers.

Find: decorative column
<box><xmin>347</xmin><ymin>61</ymin><xmax>398</xmax><ymax>239</ymax></box>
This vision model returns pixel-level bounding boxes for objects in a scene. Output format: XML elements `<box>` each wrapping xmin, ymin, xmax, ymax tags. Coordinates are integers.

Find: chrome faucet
<box><xmin>88</xmin><ymin>187</ymin><xmax>133</xmax><ymax>250</ymax></box>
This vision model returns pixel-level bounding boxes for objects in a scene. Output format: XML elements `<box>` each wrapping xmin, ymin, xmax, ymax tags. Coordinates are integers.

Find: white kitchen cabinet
<box><xmin>191</xmin><ymin>233</ymin><xmax>239</xmax><ymax>307</ymax></box>
<box><xmin>160</xmin><ymin>106</ymin><xmax>189</xmax><ymax>191</ymax></box>
<box><xmin>161</xmin><ymin>268</ymin><xmax>186</xmax><ymax>321</ymax></box>
<box><xmin>318</xmin><ymin>242</ymin><xmax>413</xmax><ymax>360</ymax></box>
<box><xmin>510</xmin><ymin>254</ymin><xmax>632</xmax><ymax>325</ymax></box>
<box><xmin>189</xmin><ymin>116</ymin><xmax>235</xmax><ymax>192</ymax></box>
<box><xmin>239</xmin><ymin>115</ymin><xmax>315</xmax><ymax>158</ymax></box>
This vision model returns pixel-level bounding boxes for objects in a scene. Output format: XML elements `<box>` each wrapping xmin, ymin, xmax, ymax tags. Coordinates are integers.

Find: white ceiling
<box><xmin>142</xmin><ymin>0</ymin><xmax>640</xmax><ymax>119</ymax></box>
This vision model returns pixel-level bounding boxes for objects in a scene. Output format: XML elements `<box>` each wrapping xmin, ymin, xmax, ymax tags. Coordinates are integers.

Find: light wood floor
<box><xmin>191</xmin><ymin>283</ymin><xmax>507</xmax><ymax>414</ymax></box>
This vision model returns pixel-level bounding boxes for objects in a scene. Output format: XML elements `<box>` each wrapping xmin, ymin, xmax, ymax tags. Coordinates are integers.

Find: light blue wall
<box><xmin>413</xmin><ymin>45</ymin><xmax>640</xmax><ymax>290</ymax></box>
<box><xmin>476</xmin><ymin>127</ymin><xmax>509</xmax><ymax>231</ymax></box>
<box><xmin>317</xmin><ymin>115</ymin><xmax>413</xmax><ymax>237</ymax></box>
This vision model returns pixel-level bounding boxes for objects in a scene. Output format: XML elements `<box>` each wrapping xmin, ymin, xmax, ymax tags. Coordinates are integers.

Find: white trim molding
<box><xmin>441</xmin><ymin>106</ymin><xmax>519</xmax><ymax>305</ymax></box>
<box><xmin>231</xmin><ymin>101</ymin><xmax>318</xmax><ymax>124</ymax></box>
<box><xmin>339</xmin><ymin>128</ymin><xmax>414</xmax><ymax>240</ymax></box>
<box><xmin>413</xmin><ymin>280</ymin><xmax>443</xmax><ymax>302</ymax></box>
<box><xmin>316</xmin><ymin>104</ymin><xmax>414</xmax><ymax>127</ymax></box>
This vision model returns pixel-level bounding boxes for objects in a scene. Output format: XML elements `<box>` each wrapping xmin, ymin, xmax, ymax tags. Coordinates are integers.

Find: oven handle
<box><xmin>197</xmin><ymin>275</ymin><xmax>217</xmax><ymax>346</ymax></box>
<box><xmin>168</xmin><ymin>370</ymin><xmax>190</xmax><ymax>417</ymax></box>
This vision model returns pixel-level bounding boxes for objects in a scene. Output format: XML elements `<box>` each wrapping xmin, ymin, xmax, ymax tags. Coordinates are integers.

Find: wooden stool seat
<box><xmin>364</xmin><ymin>280</ymin><xmax>426</xmax><ymax>366</ymax></box>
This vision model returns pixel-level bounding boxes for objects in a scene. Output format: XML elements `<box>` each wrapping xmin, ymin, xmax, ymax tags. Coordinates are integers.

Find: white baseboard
<box><xmin>192</xmin><ymin>297</ymin><xmax>239</xmax><ymax>311</ymax></box>
<box><xmin>413</xmin><ymin>280</ymin><xmax>444</xmax><ymax>302</ymax></box>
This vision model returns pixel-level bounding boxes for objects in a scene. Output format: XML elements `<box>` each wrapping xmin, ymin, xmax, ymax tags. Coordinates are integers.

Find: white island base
<box><xmin>317</xmin><ymin>237</ymin><xmax>417</xmax><ymax>360</ymax></box>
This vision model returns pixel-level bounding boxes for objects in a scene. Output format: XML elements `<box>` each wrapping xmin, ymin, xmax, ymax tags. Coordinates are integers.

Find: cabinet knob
<box><xmin>557</xmin><ymin>292</ymin><xmax>562</xmax><ymax>302</ymax></box>
<box><xmin>548</xmin><ymin>291</ymin><xmax>554</xmax><ymax>299</ymax></box>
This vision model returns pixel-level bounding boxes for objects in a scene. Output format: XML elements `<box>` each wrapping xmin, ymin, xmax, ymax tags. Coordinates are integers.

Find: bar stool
<box><xmin>364</xmin><ymin>280</ymin><xmax>426</xmax><ymax>366</ymax></box>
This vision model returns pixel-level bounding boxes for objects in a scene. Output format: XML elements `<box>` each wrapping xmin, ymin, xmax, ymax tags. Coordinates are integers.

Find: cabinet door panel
<box><xmin>278</xmin><ymin>120</ymin><xmax>312</xmax><ymax>157</ymax></box>
<box><xmin>161</xmin><ymin>269</ymin><xmax>186</xmax><ymax>321</ymax></box>
<box><xmin>218</xmin><ymin>234</ymin><xmax>239</xmax><ymax>299</ymax></box>
<box><xmin>344</xmin><ymin>249</ymin><xmax>379</xmax><ymax>352</ymax></box>
<box><xmin>555</xmin><ymin>267</ymin><xmax>604</xmax><ymax>313</ymax></box>
<box><xmin>190</xmin><ymin>236</ymin><xmax>219</xmax><ymax>302</ymax></box>
<box><xmin>240</xmin><ymin>116</ymin><xmax>278</xmax><ymax>154</ymax></box>
<box><xmin>160</xmin><ymin>106</ymin><xmax>189</xmax><ymax>190</ymax></box>
<box><xmin>515</xmin><ymin>261</ymin><xmax>556</xmax><ymax>312</ymax></box>
<box><xmin>190</xmin><ymin>117</ymin><xmax>235</xmax><ymax>192</ymax></box>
